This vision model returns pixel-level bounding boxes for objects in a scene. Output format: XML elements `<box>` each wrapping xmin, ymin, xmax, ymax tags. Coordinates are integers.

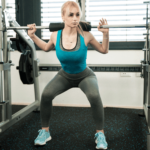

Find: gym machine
<box><xmin>0</xmin><ymin>0</ymin><xmax>149</xmax><ymax>149</ymax></box>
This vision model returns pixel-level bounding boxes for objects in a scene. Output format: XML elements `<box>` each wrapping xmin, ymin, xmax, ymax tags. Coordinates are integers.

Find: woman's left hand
<box><xmin>97</xmin><ymin>18</ymin><xmax>109</xmax><ymax>33</ymax></box>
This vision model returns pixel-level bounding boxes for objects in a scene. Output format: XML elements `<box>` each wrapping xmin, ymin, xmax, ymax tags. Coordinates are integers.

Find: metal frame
<box><xmin>0</xmin><ymin>0</ymin><xmax>40</xmax><ymax>134</ymax></box>
<box><xmin>0</xmin><ymin>0</ymin><xmax>150</xmax><ymax>149</ymax></box>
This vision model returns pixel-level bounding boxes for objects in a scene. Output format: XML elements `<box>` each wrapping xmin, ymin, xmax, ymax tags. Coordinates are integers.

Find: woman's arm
<box><xmin>102</xmin><ymin>32</ymin><xmax>109</xmax><ymax>53</ymax></box>
<box><xmin>27</xmin><ymin>23</ymin><xmax>54</xmax><ymax>52</ymax></box>
<box><xmin>88</xmin><ymin>18</ymin><xmax>109</xmax><ymax>54</ymax></box>
<box><xmin>31</xmin><ymin>34</ymin><xmax>47</xmax><ymax>51</ymax></box>
<box><xmin>88</xmin><ymin>32</ymin><xmax>109</xmax><ymax>54</ymax></box>
<box><xmin>31</xmin><ymin>33</ymin><xmax>54</xmax><ymax>52</ymax></box>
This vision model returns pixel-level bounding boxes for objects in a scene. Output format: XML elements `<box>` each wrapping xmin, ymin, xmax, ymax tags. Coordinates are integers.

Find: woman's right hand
<box><xmin>27</xmin><ymin>23</ymin><xmax>36</xmax><ymax>38</ymax></box>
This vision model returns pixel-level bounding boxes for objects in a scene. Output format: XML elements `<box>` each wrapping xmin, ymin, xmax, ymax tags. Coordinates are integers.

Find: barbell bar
<box><xmin>6</xmin><ymin>23</ymin><xmax>147</xmax><ymax>31</ymax></box>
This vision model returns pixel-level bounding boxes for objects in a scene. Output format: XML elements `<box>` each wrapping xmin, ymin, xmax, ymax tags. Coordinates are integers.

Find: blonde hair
<box><xmin>61</xmin><ymin>0</ymin><xmax>90</xmax><ymax>37</ymax></box>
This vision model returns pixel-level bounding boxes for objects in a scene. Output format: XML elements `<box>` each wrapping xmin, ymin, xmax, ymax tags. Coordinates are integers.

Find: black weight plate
<box><xmin>18</xmin><ymin>50</ymin><xmax>34</xmax><ymax>84</ymax></box>
<box><xmin>25</xmin><ymin>51</ymin><xmax>33</xmax><ymax>84</ymax></box>
<box><xmin>19</xmin><ymin>53</ymin><xmax>28</xmax><ymax>84</ymax></box>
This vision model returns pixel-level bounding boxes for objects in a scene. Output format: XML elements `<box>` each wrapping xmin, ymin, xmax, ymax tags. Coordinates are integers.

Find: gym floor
<box><xmin>0</xmin><ymin>105</ymin><xmax>147</xmax><ymax>150</ymax></box>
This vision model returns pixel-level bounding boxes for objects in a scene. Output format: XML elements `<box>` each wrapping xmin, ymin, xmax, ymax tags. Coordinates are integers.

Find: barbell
<box><xmin>7</xmin><ymin>22</ymin><xmax>148</xmax><ymax>31</ymax></box>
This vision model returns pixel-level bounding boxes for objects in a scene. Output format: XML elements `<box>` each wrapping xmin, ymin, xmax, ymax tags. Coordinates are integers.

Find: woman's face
<box><xmin>62</xmin><ymin>6</ymin><xmax>80</xmax><ymax>28</ymax></box>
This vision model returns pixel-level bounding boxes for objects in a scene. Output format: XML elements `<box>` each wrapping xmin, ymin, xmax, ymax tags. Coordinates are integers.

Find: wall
<box><xmin>11</xmin><ymin>50</ymin><xmax>144</xmax><ymax>109</ymax></box>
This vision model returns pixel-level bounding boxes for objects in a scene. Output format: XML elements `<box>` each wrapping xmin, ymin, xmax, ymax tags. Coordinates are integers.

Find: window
<box><xmin>41</xmin><ymin>0</ymin><xmax>76</xmax><ymax>39</ymax></box>
<box><xmin>0</xmin><ymin>0</ymin><xmax>16</xmax><ymax>38</ymax></box>
<box><xmin>85</xmin><ymin>0</ymin><xmax>147</xmax><ymax>42</ymax></box>
<box><xmin>1</xmin><ymin>0</ymin><xmax>147</xmax><ymax>43</ymax></box>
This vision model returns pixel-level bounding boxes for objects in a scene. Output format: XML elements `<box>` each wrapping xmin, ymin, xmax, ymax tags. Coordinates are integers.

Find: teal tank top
<box><xmin>55</xmin><ymin>29</ymin><xmax>88</xmax><ymax>74</ymax></box>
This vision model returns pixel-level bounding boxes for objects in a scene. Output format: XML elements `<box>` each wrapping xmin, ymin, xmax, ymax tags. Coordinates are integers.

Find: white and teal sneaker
<box><xmin>34</xmin><ymin>129</ymin><xmax>52</xmax><ymax>146</ymax></box>
<box><xmin>95</xmin><ymin>132</ymin><xmax>108</xmax><ymax>149</ymax></box>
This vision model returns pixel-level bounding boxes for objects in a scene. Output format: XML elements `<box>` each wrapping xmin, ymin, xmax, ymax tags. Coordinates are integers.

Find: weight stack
<box><xmin>15</xmin><ymin>0</ymin><xmax>41</xmax><ymax>50</ymax></box>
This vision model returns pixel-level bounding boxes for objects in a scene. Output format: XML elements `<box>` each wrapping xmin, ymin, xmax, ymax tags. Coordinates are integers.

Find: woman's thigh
<box><xmin>42</xmin><ymin>74</ymin><xmax>72</xmax><ymax>98</ymax></box>
<box><xmin>78</xmin><ymin>76</ymin><xmax>100</xmax><ymax>100</ymax></box>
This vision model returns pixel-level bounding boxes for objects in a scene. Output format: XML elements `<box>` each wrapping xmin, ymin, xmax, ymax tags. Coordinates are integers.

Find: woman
<box><xmin>27</xmin><ymin>1</ymin><xmax>109</xmax><ymax>149</ymax></box>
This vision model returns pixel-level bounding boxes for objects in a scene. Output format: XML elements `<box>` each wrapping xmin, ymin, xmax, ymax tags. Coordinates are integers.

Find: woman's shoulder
<box><xmin>83</xmin><ymin>31</ymin><xmax>89</xmax><ymax>36</ymax></box>
<box><xmin>83</xmin><ymin>31</ymin><xmax>92</xmax><ymax>42</ymax></box>
<box><xmin>52</xmin><ymin>31</ymin><xmax>58</xmax><ymax>40</ymax></box>
<box><xmin>80</xmin><ymin>31</ymin><xmax>91</xmax><ymax>46</ymax></box>
<box><xmin>52</xmin><ymin>30</ymin><xmax>62</xmax><ymax>38</ymax></box>
<box><xmin>50</xmin><ymin>31</ymin><xmax>58</xmax><ymax>46</ymax></box>
<box><xmin>52</xmin><ymin>31</ymin><xmax>58</xmax><ymax>36</ymax></box>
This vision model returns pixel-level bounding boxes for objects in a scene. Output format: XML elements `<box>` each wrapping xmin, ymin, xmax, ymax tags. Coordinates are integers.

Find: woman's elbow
<box><xmin>44</xmin><ymin>43</ymin><xmax>48</xmax><ymax>51</ymax></box>
<box><xmin>103</xmin><ymin>49</ymin><xmax>109</xmax><ymax>54</ymax></box>
<box><xmin>104</xmin><ymin>51</ymin><xmax>109</xmax><ymax>54</ymax></box>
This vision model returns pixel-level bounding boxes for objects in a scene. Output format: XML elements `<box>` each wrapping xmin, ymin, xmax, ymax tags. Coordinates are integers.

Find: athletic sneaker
<box><xmin>94</xmin><ymin>132</ymin><xmax>108</xmax><ymax>149</ymax></box>
<box><xmin>34</xmin><ymin>129</ymin><xmax>52</xmax><ymax>146</ymax></box>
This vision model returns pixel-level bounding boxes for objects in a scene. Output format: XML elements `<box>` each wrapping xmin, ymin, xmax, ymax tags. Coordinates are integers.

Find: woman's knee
<box><xmin>86</xmin><ymin>92</ymin><xmax>102</xmax><ymax>105</ymax></box>
<box><xmin>41</xmin><ymin>89</ymin><xmax>54</xmax><ymax>102</ymax></box>
<box><xmin>87</xmin><ymin>91</ymin><xmax>100</xmax><ymax>99</ymax></box>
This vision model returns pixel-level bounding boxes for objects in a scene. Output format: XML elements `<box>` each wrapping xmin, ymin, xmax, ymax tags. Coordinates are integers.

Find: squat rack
<box><xmin>0</xmin><ymin>0</ymin><xmax>149</xmax><ymax>149</ymax></box>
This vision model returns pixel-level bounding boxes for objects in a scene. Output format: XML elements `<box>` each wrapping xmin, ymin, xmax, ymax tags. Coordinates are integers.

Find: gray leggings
<box><xmin>40</xmin><ymin>66</ymin><xmax>104</xmax><ymax>130</ymax></box>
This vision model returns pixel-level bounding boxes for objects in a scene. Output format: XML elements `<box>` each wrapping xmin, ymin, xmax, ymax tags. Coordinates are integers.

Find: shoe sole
<box><xmin>34</xmin><ymin>136</ymin><xmax>52</xmax><ymax>146</ymax></box>
<box><xmin>95</xmin><ymin>140</ymin><xmax>107</xmax><ymax>149</ymax></box>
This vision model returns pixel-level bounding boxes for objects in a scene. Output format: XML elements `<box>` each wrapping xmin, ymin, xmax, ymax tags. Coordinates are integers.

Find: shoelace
<box><xmin>95</xmin><ymin>133</ymin><xmax>104</xmax><ymax>142</ymax></box>
<box><xmin>37</xmin><ymin>129</ymin><xmax>45</xmax><ymax>138</ymax></box>
<box><xmin>97</xmin><ymin>136</ymin><xmax>104</xmax><ymax>142</ymax></box>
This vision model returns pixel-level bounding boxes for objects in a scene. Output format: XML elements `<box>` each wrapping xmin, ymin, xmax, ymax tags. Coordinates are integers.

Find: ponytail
<box><xmin>77</xmin><ymin>21</ymin><xmax>91</xmax><ymax>37</ymax></box>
